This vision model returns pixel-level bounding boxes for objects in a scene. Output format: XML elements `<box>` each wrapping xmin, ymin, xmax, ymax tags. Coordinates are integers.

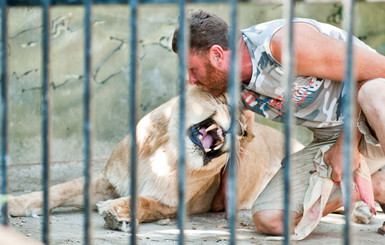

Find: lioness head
<box><xmin>168</xmin><ymin>86</ymin><xmax>253</xmax><ymax>171</ymax></box>
<box><xmin>105</xmin><ymin>86</ymin><xmax>254</xmax><ymax>199</ymax></box>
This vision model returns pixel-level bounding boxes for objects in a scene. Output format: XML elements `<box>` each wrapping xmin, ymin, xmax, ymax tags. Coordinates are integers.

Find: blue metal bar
<box><xmin>342</xmin><ymin>1</ymin><xmax>355</xmax><ymax>244</ymax></box>
<box><xmin>129</xmin><ymin>0</ymin><xmax>138</xmax><ymax>243</ymax></box>
<box><xmin>83</xmin><ymin>0</ymin><xmax>92</xmax><ymax>244</ymax></box>
<box><xmin>282</xmin><ymin>0</ymin><xmax>295</xmax><ymax>243</ymax></box>
<box><xmin>228</xmin><ymin>0</ymin><xmax>239</xmax><ymax>244</ymax></box>
<box><xmin>177</xmin><ymin>0</ymin><xmax>186</xmax><ymax>244</ymax></box>
<box><xmin>41</xmin><ymin>0</ymin><xmax>51</xmax><ymax>243</ymax></box>
<box><xmin>1</xmin><ymin>0</ymin><xmax>8</xmax><ymax>226</ymax></box>
<box><xmin>7</xmin><ymin>0</ymin><xmax>234</xmax><ymax>5</ymax></box>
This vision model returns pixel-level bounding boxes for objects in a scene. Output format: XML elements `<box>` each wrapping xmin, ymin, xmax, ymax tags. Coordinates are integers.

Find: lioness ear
<box><xmin>209</xmin><ymin>45</ymin><xmax>224</xmax><ymax>68</ymax></box>
<box><xmin>241</xmin><ymin>110</ymin><xmax>255</xmax><ymax>143</ymax></box>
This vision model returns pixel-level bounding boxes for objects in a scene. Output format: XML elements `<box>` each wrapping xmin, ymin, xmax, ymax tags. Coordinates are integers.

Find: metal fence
<box><xmin>0</xmin><ymin>0</ymin><xmax>359</xmax><ymax>244</ymax></box>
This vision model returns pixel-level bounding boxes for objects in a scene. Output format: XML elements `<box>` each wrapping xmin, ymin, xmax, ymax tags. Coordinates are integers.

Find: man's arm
<box><xmin>324</xmin><ymin>81</ymin><xmax>368</xmax><ymax>182</ymax></box>
<box><xmin>270</xmin><ymin>22</ymin><xmax>385</xmax><ymax>84</ymax></box>
<box><xmin>323</xmin><ymin>128</ymin><xmax>362</xmax><ymax>183</ymax></box>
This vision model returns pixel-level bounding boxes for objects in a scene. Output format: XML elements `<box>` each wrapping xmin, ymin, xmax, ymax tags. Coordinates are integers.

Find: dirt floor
<box><xmin>5</xmin><ymin>207</ymin><xmax>385</xmax><ymax>244</ymax></box>
<box><xmin>3</xmin><ymin>161</ymin><xmax>385</xmax><ymax>244</ymax></box>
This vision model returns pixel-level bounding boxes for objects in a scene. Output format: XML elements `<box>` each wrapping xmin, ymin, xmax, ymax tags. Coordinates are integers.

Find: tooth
<box><xmin>199</xmin><ymin>135</ymin><xmax>203</xmax><ymax>141</ymax></box>
<box><xmin>206</xmin><ymin>124</ymin><xmax>218</xmax><ymax>132</ymax></box>
<box><xmin>214</xmin><ymin>143</ymin><xmax>223</xmax><ymax>150</ymax></box>
<box><xmin>215</xmin><ymin>139</ymin><xmax>224</xmax><ymax>145</ymax></box>
<box><xmin>217</xmin><ymin>128</ymin><xmax>224</xmax><ymax>140</ymax></box>
<box><xmin>205</xmin><ymin>148</ymin><xmax>212</xmax><ymax>153</ymax></box>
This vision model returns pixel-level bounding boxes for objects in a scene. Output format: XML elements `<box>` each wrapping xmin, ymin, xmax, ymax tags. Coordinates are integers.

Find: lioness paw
<box><xmin>97</xmin><ymin>198</ymin><xmax>136</xmax><ymax>232</ymax></box>
<box><xmin>97</xmin><ymin>200</ymin><xmax>127</xmax><ymax>217</ymax></box>
<box><xmin>7</xmin><ymin>196</ymin><xmax>42</xmax><ymax>217</ymax></box>
<box><xmin>102</xmin><ymin>211</ymin><xmax>138</xmax><ymax>232</ymax></box>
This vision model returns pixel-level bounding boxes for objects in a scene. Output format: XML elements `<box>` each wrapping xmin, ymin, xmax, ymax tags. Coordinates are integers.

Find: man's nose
<box><xmin>188</xmin><ymin>71</ymin><xmax>198</xmax><ymax>85</ymax></box>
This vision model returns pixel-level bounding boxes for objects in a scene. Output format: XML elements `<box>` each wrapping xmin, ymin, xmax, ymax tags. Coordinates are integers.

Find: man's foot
<box><xmin>211</xmin><ymin>191</ymin><xmax>225</xmax><ymax>212</ymax></box>
<box><xmin>378</xmin><ymin>221</ymin><xmax>385</xmax><ymax>235</ymax></box>
<box><xmin>352</xmin><ymin>201</ymin><xmax>374</xmax><ymax>224</ymax></box>
<box><xmin>378</xmin><ymin>204</ymin><xmax>385</xmax><ymax>235</ymax></box>
<box><xmin>380</xmin><ymin>204</ymin><xmax>385</xmax><ymax>213</ymax></box>
<box><xmin>211</xmin><ymin>173</ymin><xmax>226</xmax><ymax>212</ymax></box>
<box><xmin>211</xmin><ymin>167</ymin><xmax>228</xmax><ymax>212</ymax></box>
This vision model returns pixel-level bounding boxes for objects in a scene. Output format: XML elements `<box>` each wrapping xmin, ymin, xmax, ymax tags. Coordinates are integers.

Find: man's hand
<box><xmin>323</xmin><ymin>133</ymin><xmax>361</xmax><ymax>183</ymax></box>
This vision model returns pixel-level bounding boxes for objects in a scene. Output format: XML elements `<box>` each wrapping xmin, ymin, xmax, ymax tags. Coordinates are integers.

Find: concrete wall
<box><xmin>2</xmin><ymin>2</ymin><xmax>385</xmax><ymax>192</ymax></box>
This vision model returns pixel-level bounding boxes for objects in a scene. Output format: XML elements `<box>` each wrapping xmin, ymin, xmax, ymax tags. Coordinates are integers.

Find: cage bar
<box><xmin>282</xmin><ymin>0</ymin><xmax>295</xmax><ymax>243</ymax></box>
<box><xmin>129</xmin><ymin>0</ymin><xmax>138</xmax><ymax>243</ymax></box>
<box><xmin>0</xmin><ymin>0</ymin><xmax>8</xmax><ymax>226</ymax></box>
<box><xmin>342</xmin><ymin>0</ymin><xmax>356</xmax><ymax>244</ymax></box>
<box><xmin>7</xmin><ymin>0</ymin><xmax>230</xmax><ymax>5</ymax></box>
<box><xmin>41</xmin><ymin>0</ymin><xmax>51</xmax><ymax>243</ymax></box>
<box><xmin>83</xmin><ymin>0</ymin><xmax>92</xmax><ymax>244</ymax></box>
<box><xmin>227</xmin><ymin>0</ymin><xmax>239</xmax><ymax>243</ymax></box>
<box><xmin>177</xmin><ymin>0</ymin><xmax>186</xmax><ymax>244</ymax></box>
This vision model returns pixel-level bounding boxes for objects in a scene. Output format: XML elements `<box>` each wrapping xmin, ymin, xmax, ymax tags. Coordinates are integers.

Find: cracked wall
<box><xmin>6</xmin><ymin>5</ymin><xmax>180</xmax><ymax>169</ymax></box>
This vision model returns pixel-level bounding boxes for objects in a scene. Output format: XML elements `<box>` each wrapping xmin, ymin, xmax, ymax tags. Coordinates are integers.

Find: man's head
<box><xmin>172</xmin><ymin>9</ymin><xmax>229</xmax><ymax>54</ymax></box>
<box><xmin>172</xmin><ymin>9</ymin><xmax>231</xmax><ymax>97</ymax></box>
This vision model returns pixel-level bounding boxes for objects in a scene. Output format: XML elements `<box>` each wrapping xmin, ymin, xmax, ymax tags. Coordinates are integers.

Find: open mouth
<box><xmin>189</xmin><ymin>118</ymin><xmax>227</xmax><ymax>165</ymax></box>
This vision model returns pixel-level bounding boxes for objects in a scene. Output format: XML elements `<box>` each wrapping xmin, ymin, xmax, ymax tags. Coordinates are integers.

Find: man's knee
<box><xmin>358</xmin><ymin>78</ymin><xmax>385</xmax><ymax>107</ymax></box>
<box><xmin>252</xmin><ymin>210</ymin><xmax>285</xmax><ymax>235</ymax></box>
<box><xmin>253</xmin><ymin>209</ymin><xmax>303</xmax><ymax>236</ymax></box>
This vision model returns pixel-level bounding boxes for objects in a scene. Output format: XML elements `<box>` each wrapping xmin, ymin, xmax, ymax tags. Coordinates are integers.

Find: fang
<box><xmin>205</xmin><ymin>123</ymin><xmax>218</xmax><ymax>132</ymax></box>
<box><xmin>214</xmin><ymin>144</ymin><xmax>223</xmax><ymax>151</ymax></box>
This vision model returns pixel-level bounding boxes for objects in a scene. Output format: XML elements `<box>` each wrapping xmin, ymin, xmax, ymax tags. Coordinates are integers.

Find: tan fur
<box><xmin>7</xmin><ymin>86</ymin><xmax>303</xmax><ymax>231</ymax></box>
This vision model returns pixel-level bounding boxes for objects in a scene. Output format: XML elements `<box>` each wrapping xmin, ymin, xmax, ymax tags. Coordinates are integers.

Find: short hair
<box><xmin>172</xmin><ymin>9</ymin><xmax>229</xmax><ymax>54</ymax></box>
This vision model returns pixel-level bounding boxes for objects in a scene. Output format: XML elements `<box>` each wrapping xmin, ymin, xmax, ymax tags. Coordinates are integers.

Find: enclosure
<box><xmin>1</xmin><ymin>0</ymin><xmax>385</xmax><ymax>244</ymax></box>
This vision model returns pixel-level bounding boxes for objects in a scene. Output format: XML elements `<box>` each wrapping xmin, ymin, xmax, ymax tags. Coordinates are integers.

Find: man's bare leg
<box><xmin>252</xmin><ymin>210</ymin><xmax>302</xmax><ymax>235</ymax></box>
<box><xmin>357</xmin><ymin>78</ymin><xmax>385</xmax><ymax>154</ymax></box>
<box><xmin>357</xmin><ymin>78</ymin><xmax>385</xmax><ymax>234</ymax></box>
<box><xmin>252</xmin><ymin>199</ymin><xmax>342</xmax><ymax>235</ymax></box>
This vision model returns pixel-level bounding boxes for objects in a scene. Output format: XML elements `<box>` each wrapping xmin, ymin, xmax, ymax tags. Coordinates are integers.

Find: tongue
<box><xmin>199</xmin><ymin>128</ymin><xmax>214</xmax><ymax>150</ymax></box>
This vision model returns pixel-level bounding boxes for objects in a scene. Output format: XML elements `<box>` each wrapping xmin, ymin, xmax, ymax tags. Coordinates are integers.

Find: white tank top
<box><xmin>241</xmin><ymin>18</ymin><xmax>376</xmax><ymax>140</ymax></box>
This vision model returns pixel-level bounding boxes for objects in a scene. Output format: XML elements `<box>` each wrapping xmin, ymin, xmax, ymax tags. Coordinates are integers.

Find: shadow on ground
<box><xmin>6</xmin><ymin>208</ymin><xmax>385</xmax><ymax>244</ymax></box>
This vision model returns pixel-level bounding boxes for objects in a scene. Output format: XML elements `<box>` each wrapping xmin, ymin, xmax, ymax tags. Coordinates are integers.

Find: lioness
<box><xmin>7</xmin><ymin>86</ymin><xmax>303</xmax><ymax>231</ymax></box>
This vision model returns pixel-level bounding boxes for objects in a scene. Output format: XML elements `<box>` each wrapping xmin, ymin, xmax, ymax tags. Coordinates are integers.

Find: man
<box><xmin>172</xmin><ymin>9</ymin><xmax>385</xmax><ymax>238</ymax></box>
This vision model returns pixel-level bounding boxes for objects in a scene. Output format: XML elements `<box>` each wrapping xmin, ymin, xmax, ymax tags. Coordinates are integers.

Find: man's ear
<box><xmin>208</xmin><ymin>45</ymin><xmax>224</xmax><ymax>68</ymax></box>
